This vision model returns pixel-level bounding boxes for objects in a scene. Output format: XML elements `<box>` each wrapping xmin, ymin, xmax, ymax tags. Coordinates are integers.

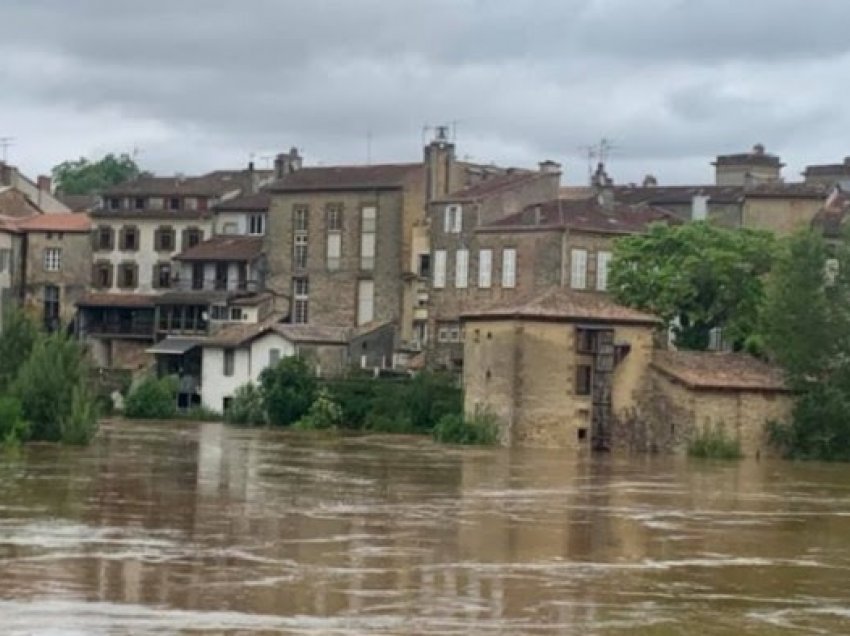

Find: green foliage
<box><xmin>224</xmin><ymin>383</ymin><xmax>266</xmax><ymax>426</ymax></box>
<box><xmin>260</xmin><ymin>357</ymin><xmax>317</xmax><ymax>426</ymax></box>
<box><xmin>433</xmin><ymin>410</ymin><xmax>499</xmax><ymax>445</ymax></box>
<box><xmin>687</xmin><ymin>425</ymin><xmax>743</xmax><ymax>460</ymax></box>
<box><xmin>294</xmin><ymin>388</ymin><xmax>344</xmax><ymax>430</ymax></box>
<box><xmin>175</xmin><ymin>406</ymin><xmax>222</xmax><ymax>422</ymax></box>
<box><xmin>61</xmin><ymin>383</ymin><xmax>99</xmax><ymax>446</ymax></box>
<box><xmin>323</xmin><ymin>375</ymin><xmax>379</xmax><ymax>429</ymax></box>
<box><xmin>52</xmin><ymin>153</ymin><xmax>144</xmax><ymax>195</ymax></box>
<box><xmin>363</xmin><ymin>410</ymin><xmax>415</xmax><ymax>434</ymax></box>
<box><xmin>11</xmin><ymin>332</ymin><xmax>89</xmax><ymax>442</ymax></box>
<box><xmin>609</xmin><ymin>222</ymin><xmax>776</xmax><ymax>349</ymax></box>
<box><xmin>768</xmin><ymin>385</ymin><xmax>850</xmax><ymax>461</ymax></box>
<box><xmin>124</xmin><ymin>375</ymin><xmax>178</xmax><ymax>419</ymax></box>
<box><xmin>0</xmin><ymin>396</ymin><xmax>30</xmax><ymax>446</ymax></box>
<box><xmin>0</xmin><ymin>308</ymin><xmax>38</xmax><ymax>392</ymax></box>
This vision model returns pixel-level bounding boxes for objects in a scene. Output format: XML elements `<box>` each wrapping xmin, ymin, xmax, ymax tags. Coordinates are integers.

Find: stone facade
<box><xmin>741</xmin><ymin>194</ymin><xmax>826</xmax><ymax>237</ymax></box>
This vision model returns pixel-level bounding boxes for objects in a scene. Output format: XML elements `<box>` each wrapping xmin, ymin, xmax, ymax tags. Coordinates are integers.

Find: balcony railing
<box><xmin>168</xmin><ymin>278</ymin><xmax>262</xmax><ymax>293</ymax></box>
<box><xmin>86</xmin><ymin>320</ymin><xmax>156</xmax><ymax>337</ymax></box>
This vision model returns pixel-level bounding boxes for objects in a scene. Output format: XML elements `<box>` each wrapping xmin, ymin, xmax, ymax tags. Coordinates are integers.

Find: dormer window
<box><xmin>134</xmin><ymin>197</ymin><xmax>145</xmax><ymax>210</ymax></box>
<box><xmin>168</xmin><ymin>197</ymin><xmax>180</xmax><ymax>210</ymax></box>
<box><xmin>108</xmin><ymin>198</ymin><xmax>121</xmax><ymax>210</ymax></box>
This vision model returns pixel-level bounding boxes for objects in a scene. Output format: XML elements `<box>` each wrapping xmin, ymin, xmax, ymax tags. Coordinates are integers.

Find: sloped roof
<box><xmin>435</xmin><ymin>170</ymin><xmax>541</xmax><ymax>202</ymax></box>
<box><xmin>16</xmin><ymin>212</ymin><xmax>91</xmax><ymax>233</ymax></box>
<box><xmin>206</xmin><ymin>318</ymin><xmax>392</xmax><ymax>348</ymax></box>
<box><xmin>0</xmin><ymin>187</ymin><xmax>42</xmax><ymax>219</ymax></box>
<box><xmin>213</xmin><ymin>191</ymin><xmax>270</xmax><ymax>212</ymax></box>
<box><xmin>58</xmin><ymin>194</ymin><xmax>99</xmax><ymax>212</ymax></box>
<box><xmin>102</xmin><ymin>169</ymin><xmax>266</xmax><ymax>197</ymax></box>
<box><xmin>266</xmin><ymin>163</ymin><xmax>420</xmax><ymax>192</ymax></box>
<box><xmin>175</xmin><ymin>235</ymin><xmax>263</xmax><ymax>261</ymax></box>
<box><xmin>804</xmin><ymin>158</ymin><xmax>850</xmax><ymax>177</ymax></box>
<box><xmin>713</xmin><ymin>147</ymin><xmax>783</xmax><ymax>168</ymax></box>
<box><xmin>812</xmin><ymin>189</ymin><xmax>850</xmax><ymax>238</ymax></box>
<box><xmin>461</xmin><ymin>288</ymin><xmax>660</xmax><ymax>325</ymax></box>
<box><xmin>652</xmin><ymin>350</ymin><xmax>789</xmax><ymax>392</ymax></box>
<box><xmin>478</xmin><ymin>197</ymin><xmax>679</xmax><ymax>235</ymax></box>
<box><xmin>614</xmin><ymin>185</ymin><xmax>744</xmax><ymax>205</ymax></box>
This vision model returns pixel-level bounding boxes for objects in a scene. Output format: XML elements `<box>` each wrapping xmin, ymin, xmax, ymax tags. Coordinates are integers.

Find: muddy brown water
<box><xmin>1</xmin><ymin>420</ymin><xmax>849</xmax><ymax>635</ymax></box>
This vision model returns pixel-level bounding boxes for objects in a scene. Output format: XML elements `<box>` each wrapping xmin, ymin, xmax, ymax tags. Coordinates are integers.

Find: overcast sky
<box><xmin>3</xmin><ymin>0</ymin><xmax>848</xmax><ymax>186</ymax></box>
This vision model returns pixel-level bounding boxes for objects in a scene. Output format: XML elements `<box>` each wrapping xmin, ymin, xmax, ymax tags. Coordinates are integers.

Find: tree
<box><xmin>0</xmin><ymin>308</ymin><xmax>39</xmax><ymax>392</ymax></box>
<box><xmin>609</xmin><ymin>222</ymin><xmax>776</xmax><ymax>350</ymax></box>
<box><xmin>124</xmin><ymin>375</ymin><xmax>178</xmax><ymax>419</ymax></box>
<box><xmin>52</xmin><ymin>153</ymin><xmax>143</xmax><ymax>195</ymax></box>
<box><xmin>260</xmin><ymin>357</ymin><xmax>317</xmax><ymax>426</ymax></box>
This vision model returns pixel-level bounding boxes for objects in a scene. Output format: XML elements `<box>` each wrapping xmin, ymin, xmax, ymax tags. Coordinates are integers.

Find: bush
<box><xmin>176</xmin><ymin>406</ymin><xmax>222</xmax><ymax>422</ymax></box>
<box><xmin>688</xmin><ymin>425</ymin><xmax>743</xmax><ymax>459</ymax></box>
<box><xmin>225</xmin><ymin>383</ymin><xmax>267</xmax><ymax>426</ymax></box>
<box><xmin>364</xmin><ymin>411</ymin><xmax>414</xmax><ymax>433</ymax></box>
<box><xmin>124</xmin><ymin>375</ymin><xmax>178</xmax><ymax>419</ymax></box>
<box><xmin>768</xmin><ymin>383</ymin><xmax>850</xmax><ymax>461</ymax></box>
<box><xmin>324</xmin><ymin>375</ymin><xmax>379</xmax><ymax>429</ymax></box>
<box><xmin>294</xmin><ymin>388</ymin><xmax>344</xmax><ymax>430</ymax></box>
<box><xmin>261</xmin><ymin>357</ymin><xmax>317</xmax><ymax>426</ymax></box>
<box><xmin>0</xmin><ymin>308</ymin><xmax>38</xmax><ymax>393</ymax></box>
<box><xmin>61</xmin><ymin>383</ymin><xmax>99</xmax><ymax>445</ymax></box>
<box><xmin>433</xmin><ymin>410</ymin><xmax>499</xmax><ymax>445</ymax></box>
<box><xmin>0</xmin><ymin>396</ymin><xmax>30</xmax><ymax>446</ymax></box>
<box><xmin>11</xmin><ymin>332</ymin><xmax>89</xmax><ymax>442</ymax></box>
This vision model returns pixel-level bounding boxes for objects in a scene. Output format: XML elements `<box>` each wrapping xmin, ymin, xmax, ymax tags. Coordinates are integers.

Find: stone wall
<box><xmin>742</xmin><ymin>197</ymin><xmax>824</xmax><ymax>237</ymax></box>
<box><xmin>23</xmin><ymin>230</ymin><xmax>91</xmax><ymax>326</ymax></box>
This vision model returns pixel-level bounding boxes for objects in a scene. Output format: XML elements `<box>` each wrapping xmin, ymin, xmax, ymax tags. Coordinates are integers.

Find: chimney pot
<box><xmin>37</xmin><ymin>175</ymin><xmax>52</xmax><ymax>193</ymax></box>
<box><xmin>538</xmin><ymin>160</ymin><xmax>561</xmax><ymax>174</ymax></box>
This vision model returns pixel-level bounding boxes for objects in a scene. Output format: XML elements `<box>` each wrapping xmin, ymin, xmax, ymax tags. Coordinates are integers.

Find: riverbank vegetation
<box><xmin>687</xmin><ymin>426</ymin><xmax>743</xmax><ymax>460</ymax></box>
<box><xmin>223</xmin><ymin>357</ymin><xmax>493</xmax><ymax>444</ymax></box>
<box><xmin>0</xmin><ymin>309</ymin><xmax>99</xmax><ymax>446</ymax></box>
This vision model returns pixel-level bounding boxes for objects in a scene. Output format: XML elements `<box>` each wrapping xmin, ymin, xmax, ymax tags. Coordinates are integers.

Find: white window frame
<box><xmin>294</xmin><ymin>234</ymin><xmax>308</xmax><ymax>269</ymax></box>
<box><xmin>596</xmin><ymin>251</ymin><xmax>612</xmax><ymax>291</ymax></box>
<box><xmin>455</xmin><ymin>249</ymin><xmax>469</xmax><ymax>289</ymax></box>
<box><xmin>357</xmin><ymin>279</ymin><xmax>375</xmax><ymax>326</ymax></box>
<box><xmin>501</xmin><ymin>248</ymin><xmax>516</xmax><ymax>289</ymax></box>
<box><xmin>44</xmin><ymin>247</ymin><xmax>61</xmax><ymax>272</ymax></box>
<box><xmin>327</xmin><ymin>232</ymin><xmax>341</xmax><ymax>271</ymax></box>
<box><xmin>248</xmin><ymin>213</ymin><xmax>265</xmax><ymax>236</ymax></box>
<box><xmin>433</xmin><ymin>249</ymin><xmax>447</xmax><ymax>288</ymax></box>
<box><xmin>478</xmin><ymin>249</ymin><xmax>492</xmax><ymax>288</ymax></box>
<box><xmin>444</xmin><ymin>204</ymin><xmax>462</xmax><ymax>233</ymax></box>
<box><xmin>293</xmin><ymin>277</ymin><xmax>309</xmax><ymax>324</ymax></box>
<box><xmin>360</xmin><ymin>206</ymin><xmax>376</xmax><ymax>270</ymax></box>
<box><xmin>571</xmin><ymin>249</ymin><xmax>588</xmax><ymax>290</ymax></box>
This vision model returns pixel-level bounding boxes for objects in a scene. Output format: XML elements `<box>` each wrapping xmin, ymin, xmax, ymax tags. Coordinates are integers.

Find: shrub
<box><xmin>225</xmin><ymin>383</ymin><xmax>267</xmax><ymax>426</ymax></box>
<box><xmin>124</xmin><ymin>375</ymin><xmax>178</xmax><ymax>419</ymax></box>
<box><xmin>405</xmin><ymin>371</ymin><xmax>463</xmax><ymax>432</ymax></box>
<box><xmin>768</xmin><ymin>383</ymin><xmax>850</xmax><ymax>461</ymax></box>
<box><xmin>11</xmin><ymin>332</ymin><xmax>89</xmax><ymax>442</ymax></box>
<box><xmin>294</xmin><ymin>388</ymin><xmax>344</xmax><ymax>430</ymax></box>
<box><xmin>364</xmin><ymin>411</ymin><xmax>414</xmax><ymax>434</ymax></box>
<box><xmin>61</xmin><ymin>383</ymin><xmax>99</xmax><ymax>445</ymax></box>
<box><xmin>324</xmin><ymin>375</ymin><xmax>379</xmax><ymax>429</ymax></box>
<box><xmin>0</xmin><ymin>308</ymin><xmax>38</xmax><ymax>393</ymax></box>
<box><xmin>688</xmin><ymin>425</ymin><xmax>743</xmax><ymax>460</ymax></box>
<box><xmin>433</xmin><ymin>410</ymin><xmax>499</xmax><ymax>445</ymax></box>
<box><xmin>261</xmin><ymin>357</ymin><xmax>317</xmax><ymax>426</ymax></box>
<box><xmin>176</xmin><ymin>406</ymin><xmax>222</xmax><ymax>422</ymax></box>
<box><xmin>0</xmin><ymin>396</ymin><xmax>30</xmax><ymax>446</ymax></box>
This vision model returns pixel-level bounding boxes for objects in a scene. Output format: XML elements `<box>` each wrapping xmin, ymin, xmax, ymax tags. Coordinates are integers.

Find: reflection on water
<box><xmin>1</xmin><ymin>419</ymin><xmax>850</xmax><ymax>634</ymax></box>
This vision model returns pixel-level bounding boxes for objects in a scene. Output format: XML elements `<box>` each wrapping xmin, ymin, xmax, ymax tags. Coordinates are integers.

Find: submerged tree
<box><xmin>609</xmin><ymin>222</ymin><xmax>776</xmax><ymax>350</ymax></box>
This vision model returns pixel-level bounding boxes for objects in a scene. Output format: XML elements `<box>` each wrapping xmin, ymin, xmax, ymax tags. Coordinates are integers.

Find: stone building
<box><xmin>462</xmin><ymin>288</ymin><xmax>659</xmax><ymax>449</ymax></box>
<box><xmin>711</xmin><ymin>144</ymin><xmax>784</xmax><ymax>187</ymax></box>
<box><xmin>803</xmin><ymin>157</ymin><xmax>850</xmax><ymax>188</ymax></box>
<box><xmin>14</xmin><ymin>213</ymin><xmax>92</xmax><ymax>330</ymax></box>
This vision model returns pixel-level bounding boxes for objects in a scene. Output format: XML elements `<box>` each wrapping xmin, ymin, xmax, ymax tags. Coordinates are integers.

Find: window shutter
<box><xmin>478</xmin><ymin>249</ymin><xmax>492</xmax><ymax>288</ymax></box>
<box><xmin>502</xmin><ymin>248</ymin><xmax>516</xmax><ymax>288</ymax></box>
<box><xmin>443</xmin><ymin>207</ymin><xmax>451</xmax><ymax>233</ymax></box>
<box><xmin>433</xmin><ymin>250</ymin><xmax>447</xmax><ymax>288</ymax></box>
<box><xmin>596</xmin><ymin>251</ymin><xmax>612</xmax><ymax>291</ymax></box>
<box><xmin>455</xmin><ymin>249</ymin><xmax>468</xmax><ymax>288</ymax></box>
<box><xmin>571</xmin><ymin>249</ymin><xmax>587</xmax><ymax>289</ymax></box>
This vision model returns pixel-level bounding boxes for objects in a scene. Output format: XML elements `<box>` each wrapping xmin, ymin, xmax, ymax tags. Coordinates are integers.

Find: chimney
<box><xmin>274</xmin><ymin>147</ymin><xmax>302</xmax><ymax>179</ymax></box>
<box><xmin>753</xmin><ymin>143</ymin><xmax>765</xmax><ymax>156</ymax></box>
<box><xmin>424</xmin><ymin>125</ymin><xmax>456</xmax><ymax>202</ymax></box>
<box><xmin>642</xmin><ymin>174</ymin><xmax>658</xmax><ymax>188</ymax></box>
<box><xmin>37</xmin><ymin>175</ymin><xmax>52</xmax><ymax>193</ymax></box>
<box><xmin>538</xmin><ymin>160</ymin><xmax>561</xmax><ymax>174</ymax></box>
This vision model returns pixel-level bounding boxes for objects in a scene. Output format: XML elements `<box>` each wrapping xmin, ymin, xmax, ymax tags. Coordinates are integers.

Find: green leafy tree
<box><xmin>0</xmin><ymin>308</ymin><xmax>39</xmax><ymax>392</ymax></box>
<box><xmin>52</xmin><ymin>153</ymin><xmax>144</xmax><ymax>195</ymax></box>
<box><xmin>225</xmin><ymin>383</ymin><xmax>267</xmax><ymax>426</ymax></box>
<box><xmin>124</xmin><ymin>375</ymin><xmax>178</xmax><ymax>419</ymax></box>
<box><xmin>260</xmin><ymin>357</ymin><xmax>317</xmax><ymax>426</ymax></box>
<box><xmin>0</xmin><ymin>396</ymin><xmax>30</xmax><ymax>446</ymax></box>
<box><xmin>609</xmin><ymin>222</ymin><xmax>776</xmax><ymax>349</ymax></box>
<box><xmin>294</xmin><ymin>388</ymin><xmax>344</xmax><ymax>430</ymax></box>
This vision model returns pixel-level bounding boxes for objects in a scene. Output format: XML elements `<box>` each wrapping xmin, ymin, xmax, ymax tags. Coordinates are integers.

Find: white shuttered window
<box><xmin>571</xmin><ymin>249</ymin><xmax>587</xmax><ymax>289</ymax></box>
<box><xmin>433</xmin><ymin>250</ymin><xmax>447</xmax><ymax>288</ymax></box>
<box><xmin>502</xmin><ymin>248</ymin><xmax>516</xmax><ymax>288</ymax></box>
<box><xmin>357</xmin><ymin>280</ymin><xmax>374</xmax><ymax>325</ymax></box>
<box><xmin>596</xmin><ymin>251</ymin><xmax>612</xmax><ymax>291</ymax></box>
<box><xmin>478</xmin><ymin>249</ymin><xmax>492</xmax><ymax>288</ymax></box>
<box><xmin>455</xmin><ymin>249</ymin><xmax>468</xmax><ymax>288</ymax></box>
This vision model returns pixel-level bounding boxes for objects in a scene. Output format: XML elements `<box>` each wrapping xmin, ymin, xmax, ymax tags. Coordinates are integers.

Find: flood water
<box><xmin>1</xmin><ymin>420</ymin><xmax>850</xmax><ymax>635</ymax></box>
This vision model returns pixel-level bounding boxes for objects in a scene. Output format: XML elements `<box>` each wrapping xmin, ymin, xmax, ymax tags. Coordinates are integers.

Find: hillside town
<box><xmin>1</xmin><ymin>131</ymin><xmax>846</xmax><ymax>456</ymax></box>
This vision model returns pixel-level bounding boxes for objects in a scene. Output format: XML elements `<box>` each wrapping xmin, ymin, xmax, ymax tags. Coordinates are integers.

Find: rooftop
<box><xmin>0</xmin><ymin>187</ymin><xmax>42</xmax><ymax>219</ymax></box>
<box><xmin>175</xmin><ymin>235</ymin><xmax>263</xmax><ymax>261</ymax></box>
<box><xmin>804</xmin><ymin>158</ymin><xmax>850</xmax><ymax>177</ymax></box>
<box><xmin>812</xmin><ymin>189</ymin><xmax>850</xmax><ymax>238</ymax></box>
<box><xmin>266</xmin><ymin>163</ymin><xmax>420</xmax><ymax>192</ymax></box>
<box><xmin>479</xmin><ymin>196</ymin><xmax>679</xmax><ymax>235</ymax></box>
<box><xmin>712</xmin><ymin>144</ymin><xmax>784</xmax><ymax>168</ymax></box>
<box><xmin>15</xmin><ymin>212</ymin><xmax>91</xmax><ymax>233</ymax></box>
<box><xmin>102</xmin><ymin>168</ymin><xmax>268</xmax><ymax>198</ymax></box>
<box><xmin>461</xmin><ymin>287</ymin><xmax>661</xmax><ymax>325</ymax></box>
<box><xmin>652</xmin><ymin>350</ymin><xmax>789</xmax><ymax>392</ymax></box>
<box><xmin>435</xmin><ymin>170</ymin><xmax>541</xmax><ymax>202</ymax></box>
<box><xmin>213</xmin><ymin>191</ymin><xmax>270</xmax><ymax>212</ymax></box>
<box><xmin>58</xmin><ymin>194</ymin><xmax>99</xmax><ymax>212</ymax></box>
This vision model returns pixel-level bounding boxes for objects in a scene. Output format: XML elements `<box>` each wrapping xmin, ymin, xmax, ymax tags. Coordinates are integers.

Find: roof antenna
<box><xmin>366</xmin><ymin>130</ymin><xmax>372</xmax><ymax>165</ymax></box>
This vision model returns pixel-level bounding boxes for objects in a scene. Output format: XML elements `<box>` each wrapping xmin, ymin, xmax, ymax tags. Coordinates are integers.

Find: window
<box><xmin>571</xmin><ymin>249</ymin><xmax>588</xmax><ymax>289</ymax></box>
<box><xmin>96</xmin><ymin>226</ymin><xmax>114</xmax><ymax>251</ymax></box>
<box><xmin>43</xmin><ymin>248</ymin><xmax>61</xmax><ymax>272</ymax></box>
<box><xmin>192</xmin><ymin>263</ymin><xmax>205</xmax><ymax>290</ymax></box>
<box><xmin>248</xmin><ymin>213</ymin><xmax>265</xmax><ymax>236</ymax></box>
<box><xmin>118</xmin><ymin>263</ymin><xmax>137</xmax><ymax>289</ymax></box>
<box><xmin>455</xmin><ymin>249</ymin><xmax>469</xmax><ymax>288</ymax></box>
<box><xmin>437</xmin><ymin>322</ymin><xmax>462</xmax><ymax>343</ymax></box>
<box><xmin>444</xmin><ymin>204</ymin><xmax>462</xmax><ymax>233</ymax></box>
<box><xmin>293</xmin><ymin>205</ymin><xmax>309</xmax><ymax>231</ymax></box>
<box><xmin>269</xmin><ymin>348</ymin><xmax>281</xmax><ymax>367</ymax></box>
<box><xmin>168</xmin><ymin>197</ymin><xmax>180</xmax><ymax>211</ymax></box>
<box><xmin>222</xmin><ymin>222</ymin><xmax>238</xmax><ymax>235</ymax></box>
<box><xmin>211</xmin><ymin>305</ymin><xmax>227</xmax><ymax>320</ymax></box>
<box><xmin>229</xmin><ymin>307</ymin><xmax>244</xmax><ymax>321</ymax></box>
<box><xmin>502</xmin><ymin>248</ymin><xmax>516</xmax><ymax>288</ymax></box>
<box><xmin>183</xmin><ymin>228</ymin><xmax>202</xmax><ymax>250</ymax></box>
<box><xmin>43</xmin><ymin>285</ymin><xmax>59</xmax><ymax>330</ymax></box>
<box><xmin>223</xmin><ymin>349</ymin><xmax>235</xmax><ymax>377</ymax></box>
<box><xmin>596</xmin><ymin>251</ymin><xmax>612</xmax><ymax>291</ymax></box>
<box><xmin>120</xmin><ymin>226</ymin><xmax>138</xmax><ymax>251</ymax></box>
<box><xmin>327</xmin><ymin>232</ymin><xmax>341</xmax><ymax>271</ymax></box>
<box><xmin>93</xmin><ymin>262</ymin><xmax>112</xmax><ymax>288</ymax></box>
<box><xmin>478</xmin><ymin>249</ymin><xmax>492</xmax><ymax>288</ymax></box>
<box><xmin>357</xmin><ymin>279</ymin><xmax>375</xmax><ymax>325</ymax></box>
<box><xmin>294</xmin><ymin>234</ymin><xmax>308</xmax><ymax>269</ymax></box>
<box><xmin>360</xmin><ymin>206</ymin><xmax>376</xmax><ymax>270</ymax></box>
<box><xmin>418</xmin><ymin>253</ymin><xmax>431</xmax><ymax>278</ymax></box>
<box><xmin>215</xmin><ymin>262</ymin><xmax>228</xmax><ymax>290</ymax></box>
<box><xmin>576</xmin><ymin>328</ymin><xmax>597</xmax><ymax>354</ymax></box>
<box><xmin>293</xmin><ymin>277</ymin><xmax>309</xmax><ymax>324</ymax></box>
<box><xmin>575</xmin><ymin>365</ymin><xmax>592</xmax><ymax>396</ymax></box>
<box><xmin>433</xmin><ymin>249</ymin><xmax>447</xmax><ymax>288</ymax></box>
<box><xmin>326</xmin><ymin>203</ymin><xmax>343</xmax><ymax>230</ymax></box>
<box><xmin>154</xmin><ymin>263</ymin><xmax>172</xmax><ymax>289</ymax></box>
<box><xmin>155</xmin><ymin>227</ymin><xmax>175</xmax><ymax>252</ymax></box>
<box><xmin>134</xmin><ymin>197</ymin><xmax>145</xmax><ymax>210</ymax></box>
<box><xmin>108</xmin><ymin>197</ymin><xmax>121</xmax><ymax>210</ymax></box>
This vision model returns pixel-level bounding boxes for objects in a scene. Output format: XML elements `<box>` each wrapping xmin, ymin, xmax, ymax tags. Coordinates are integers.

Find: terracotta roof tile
<box><xmin>16</xmin><ymin>212</ymin><xmax>91</xmax><ymax>233</ymax></box>
<box><xmin>461</xmin><ymin>287</ymin><xmax>660</xmax><ymax>325</ymax></box>
<box><xmin>266</xmin><ymin>164</ymin><xmax>420</xmax><ymax>192</ymax></box>
<box><xmin>0</xmin><ymin>188</ymin><xmax>42</xmax><ymax>219</ymax></box>
<box><xmin>175</xmin><ymin>235</ymin><xmax>263</xmax><ymax>261</ymax></box>
<box><xmin>652</xmin><ymin>350</ymin><xmax>789</xmax><ymax>392</ymax></box>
